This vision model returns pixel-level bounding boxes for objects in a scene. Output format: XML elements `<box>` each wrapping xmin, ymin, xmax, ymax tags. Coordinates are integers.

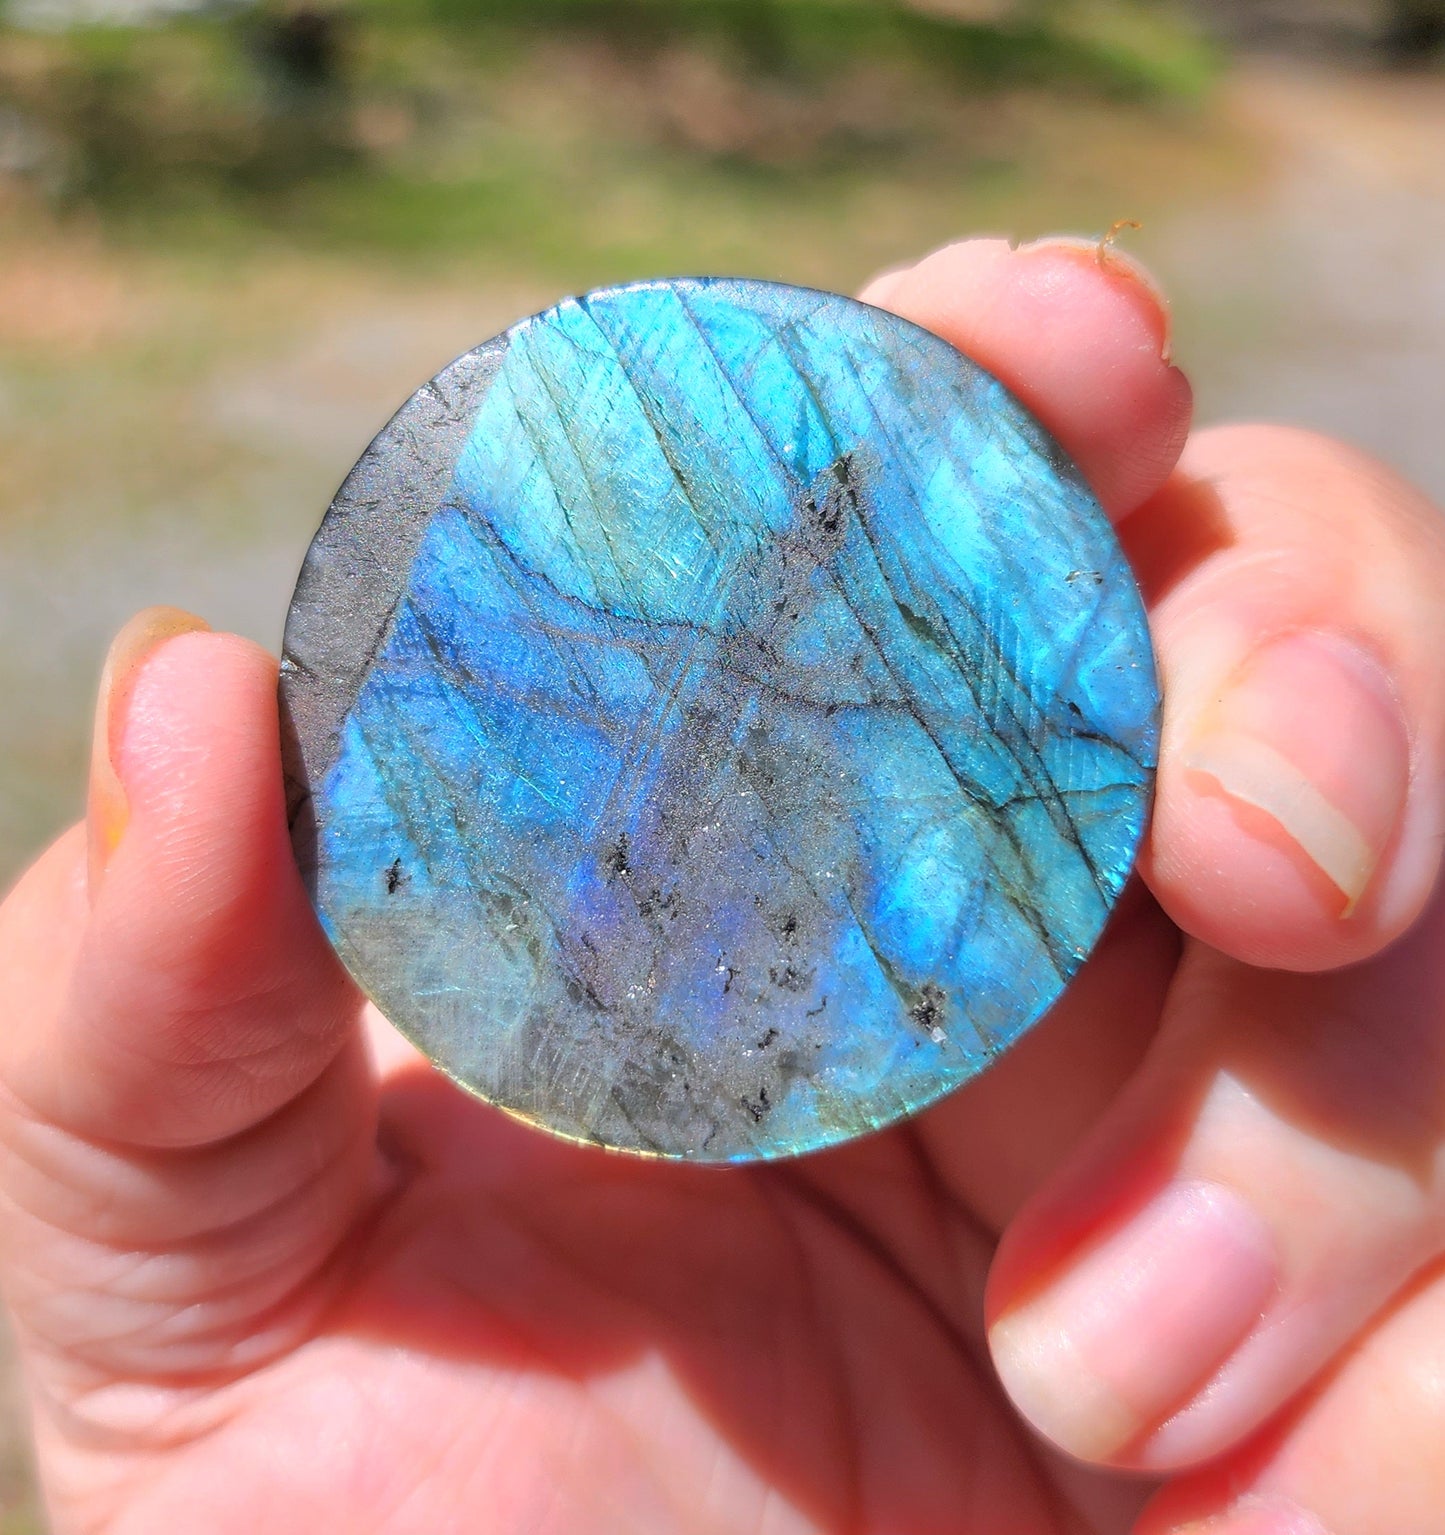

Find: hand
<box><xmin>2</xmin><ymin>238</ymin><xmax>1442</xmax><ymax>1535</ymax></box>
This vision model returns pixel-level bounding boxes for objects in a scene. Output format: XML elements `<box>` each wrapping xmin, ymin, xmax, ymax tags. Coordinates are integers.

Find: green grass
<box><xmin>358</xmin><ymin>0</ymin><xmax>1217</xmax><ymax>94</ymax></box>
<box><xmin>0</xmin><ymin>0</ymin><xmax>1217</xmax><ymax>268</ymax></box>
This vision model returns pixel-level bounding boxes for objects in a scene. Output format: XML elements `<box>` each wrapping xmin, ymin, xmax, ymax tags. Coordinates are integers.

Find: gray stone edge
<box><xmin>278</xmin><ymin>336</ymin><xmax>510</xmax><ymax>889</ymax></box>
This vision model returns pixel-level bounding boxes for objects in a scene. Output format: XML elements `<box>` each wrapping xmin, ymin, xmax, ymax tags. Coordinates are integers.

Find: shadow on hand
<box><xmin>328</xmin><ymin>1064</ymin><xmax>1076</xmax><ymax>1533</ymax></box>
<box><xmin>1178</xmin><ymin>876</ymin><xmax>1445</xmax><ymax>1184</ymax></box>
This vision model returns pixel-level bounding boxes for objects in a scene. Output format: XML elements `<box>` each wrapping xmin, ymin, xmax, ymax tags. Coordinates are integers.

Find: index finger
<box><xmin>862</xmin><ymin>234</ymin><xmax>1192</xmax><ymax>518</ymax></box>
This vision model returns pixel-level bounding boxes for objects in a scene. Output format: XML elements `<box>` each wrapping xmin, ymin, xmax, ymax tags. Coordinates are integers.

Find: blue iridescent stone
<box><xmin>280</xmin><ymin>277</ymin><xmax>1157</xmax><ymax>1162</ymax></box>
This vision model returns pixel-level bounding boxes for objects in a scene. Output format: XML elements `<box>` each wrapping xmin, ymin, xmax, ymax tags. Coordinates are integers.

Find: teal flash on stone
<box><xmin>280</xmin><ymin>277</ymin><xmax>1157</xmax><ymax>1162</ymax></box>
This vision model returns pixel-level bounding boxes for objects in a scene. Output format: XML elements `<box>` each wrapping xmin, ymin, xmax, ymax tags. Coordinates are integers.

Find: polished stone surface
<box><xmin>280</xmin><ymin>277</ymin><xmax>1157</xmax><ymax>1161</ymax></box>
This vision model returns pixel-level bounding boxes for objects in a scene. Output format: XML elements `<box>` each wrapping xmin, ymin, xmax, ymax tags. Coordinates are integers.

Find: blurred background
<box><xmin>1</xmin><ymin>0</ymin><xmax>1442</xmax><ymax>1526</ymax></box>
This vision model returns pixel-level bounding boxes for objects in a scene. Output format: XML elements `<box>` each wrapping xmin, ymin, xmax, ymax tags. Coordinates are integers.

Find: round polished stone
<box><xmin>280</xmin><ymin>277</ymin><xmax>1157</xmax><ymax>1162</ymax></box>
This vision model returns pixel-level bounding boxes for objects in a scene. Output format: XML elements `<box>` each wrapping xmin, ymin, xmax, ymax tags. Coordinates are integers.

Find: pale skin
<box><xmin>1</xmin><ymin>238</ymin><xmax>1443</xmax><ymax>1535</ymax></box>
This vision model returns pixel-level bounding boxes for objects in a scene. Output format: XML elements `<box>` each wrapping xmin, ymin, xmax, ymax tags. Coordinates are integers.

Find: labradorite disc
<box><xmin>280</xmin><ymin>277</ymin><xmax>1157</xmax><ymax>1162</ymax></box>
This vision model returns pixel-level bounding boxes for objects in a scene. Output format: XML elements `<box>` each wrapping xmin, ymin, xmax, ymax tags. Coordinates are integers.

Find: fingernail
<box><xmin>856</xmin><ymin>262</ymin><xmax>912</xmax><ymax>308</ymax></box>
<box><xmin>989</xmin><ymin>1181</ymin><xmax>1276</xmax><ymax>1462</ymax></box>
<box><xmin>1184</xmin><ymin>632</ymin><xmax>1410</xmax><ymax>914</ymax></box>
<box><xmin>88</xmin><ymin>606</ymin><xmax>209</xmax><ymax>894</ymax></box>
<box><xmin>1171</xmin><ymin>1497</ymin><xmax>1332</xmax><ymax>1535</ymax></box>
<box><xmin>1021</xmin><ymin>233</ymin><xmax>1174</xmax><ymax>362</ymax></box>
